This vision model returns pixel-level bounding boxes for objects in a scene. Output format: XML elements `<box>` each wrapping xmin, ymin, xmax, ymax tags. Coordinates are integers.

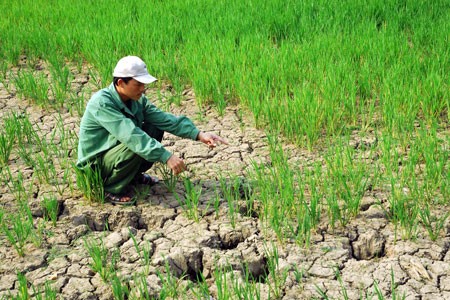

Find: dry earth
<box><xmin>0</xmin><ymin>58</ymin><xmax>449</xmax><ymax>299</ymax></box>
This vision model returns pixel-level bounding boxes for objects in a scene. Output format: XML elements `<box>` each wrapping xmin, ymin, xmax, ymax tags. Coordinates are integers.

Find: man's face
<box><xmin>117</xmin><ymin>78</ymin><xmax>146</xmax><ymax>101</ymax></box>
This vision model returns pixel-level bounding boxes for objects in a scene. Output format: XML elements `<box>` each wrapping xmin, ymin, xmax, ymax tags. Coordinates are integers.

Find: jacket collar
<box><xmin>107</xmin><ymin>83</ymin><xmax>135</xmax><ymax>115</ymax></box>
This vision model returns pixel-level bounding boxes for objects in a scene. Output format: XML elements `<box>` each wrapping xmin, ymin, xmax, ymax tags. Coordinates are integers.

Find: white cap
<box><xmin>113</xmin><ymin>56</ymin><xmax>157</xmax><ymax>84</ymax></box>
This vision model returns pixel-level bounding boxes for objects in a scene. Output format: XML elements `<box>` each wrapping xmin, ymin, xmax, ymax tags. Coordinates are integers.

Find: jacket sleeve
<box><xmin>142</xmin><ymin>99</ymin><xmax>200</xmax><ymax>141</ymax></box>
<box><xmin>93</xmin><ymin>100</ymin><xmax>173</xmax><ymax>163</ymax></box>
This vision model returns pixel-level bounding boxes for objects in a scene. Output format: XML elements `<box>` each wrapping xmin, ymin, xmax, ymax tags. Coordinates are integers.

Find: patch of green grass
<box><xmin>74</xmin><ymin>163</ymin><xmax>105</xmax><ymax>204</ymax></box>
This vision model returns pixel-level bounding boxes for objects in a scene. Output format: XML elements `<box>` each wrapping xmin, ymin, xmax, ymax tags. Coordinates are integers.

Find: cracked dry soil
<box><xmin>0</xmin><ymin>59</ymin><xmax>450</xmax><ymax>299</ymax></box>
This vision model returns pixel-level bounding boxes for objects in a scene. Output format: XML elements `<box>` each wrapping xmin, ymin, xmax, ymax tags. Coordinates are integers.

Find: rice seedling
<box><xmin>175</xmin><ymin>177</ymin><xmax>203</xmax><ymax>222</ymax></box>
<box><xmin>32</xmin><ymin>281</ymin><xmax>57</xmax><ymax>300</ymax></box>
<box><xmin>2</xmin><ymin>272</ymin><xmax>55</xmax><ymax>299</ymax></box>
<box><xmin>213</xmin><ymin>262</ymin><xmax>266</xmax><ymax>300</ymax></box>
<box><xmin>111</xmin><ymin>274</ymin><xmax>130</xmax><ymax>300</ymax></box>
<box><xmin>264</xmin><ymin>242</ymin><xmax>288</xmax><ymax>299</ymax></box>
<box><xmin>156</xmin><ymin>260</ymin><xmax>187</xmax><ymax>299</ymax></box>
<box><xmin>9</xmin><ymin>272</ymin><xmax>29</xmax><ymax>300</ymax></box>
<box><xmin>293</xmin><ymin>205</ymin><xmax>315</xmax><ymax>248</ymax></box>
<box><xmin>41</xmin><ymin>196</ymin><xmax>59</xmax><ymax>227</ymax></box>
<box><xmin>218</xmin><ymin>176</ymin><xmax>241</xmax><ymax>228</ymax></box>
<box><xmin>385</xmin><ymin>184</ymin><xmax>420</xmax><ymax>241</ymax></box>
<box><xmin>49</xmin><ymin>115</ymin><xmax>77</xmax><ymax>159</ymax></box>
<box><xmin>419</xmin><ymin>204</ymin><xmax>449</xmax><ymax>241</ymax></box>
<box><xmin>322</xmin><ymin>140</ymin><xmax>371</xmax><ymax>228</ymax></box>
<box><xmin>249</xmin><ymin>147</ymin><xmax>287</xmax><ymax>236</ymax></box>
<box><xmin>74</xmin><ymin>163</ymin><xmax>105</xmax><ymax>203</ymax></box>
<box><xmin>11</xmin><ymin>69</ymin><xmax>49</xmax><ymax>106</ymax></box>
<box><xmin>317</xmin><ymin>267</ymin><xmax>351</xmax><ymax>300</ymax></box>
<box><xmin>305</xmin><ymin>164</ymin><xmax>323</xmax><ymax>229</ymax></box>
<box><xmin>155</xmin><ymin>163</ymin><xmax>179</xmax><ymax>193</ymax></box>
<box><xmin>208</xmin><ymin>186</ymin><xmax>223</xmax><ymax>219</ymax></box>
<box><xmin>70</xmin><ymin>92</ymin><xmax>88</xmax><ymax>117</ymax></box>
<box><xmin>373</xmin><ymin>269</ymin><xmax>406</xmax><ymax>300</ymax></box>
<box><xmin>213</xmin><ymin>265</ymin><xmax>234</xmax><ymax>300</ymax></box>
<box><xmin>87</xmin><ymin>67</ymin><xmax>103</xmax><ymax>90</ymax></box>
<box><xmin>129</xmin><ymin>273</ymin><xmax>151</xmax><ymax>300</ymax></box>
<box><xmin>0</xmin><ymin>133</ymin><xmax>15</xmax><ymax>166</ymax></box>
<box><xmin>10</xmin><ymin>112</ymin><xmax>39</xmax><ymax>148</ymax></box>
<box><xmin>190</xmin><ymin>272</ymin><xmax>212</xmax><ymax>300</ymax></box>
<box><xmin>48</xmin><ymin>55</ymin><xmax>73</xmax><ymax>107</ymax></box>
<box><xmin>1</xmin><ymin>210</ymin><xmax>34</xmax><ymax>257</ymax></box>
<box><xmin>412</xmin><ymin>124</ymin><xmax>449</xmax><ymax>203</ymax></box>
<box><xmin>0</xmin><ymin>59</ymin><xmax>8</xmax><ymax>80</ymax></box>
<box><xmin>129</xmin><ymin>229</ymin><xmax>152</xmax><ymax>275</ymax></box>
<box><xmin>315</xmin><ymin>267</ymin><xmax>406</xmax><ymax>300</ymax></box>
<box><xmin>443</xmin><ymin>169</ymin><xmax>450</xmax><ymax>202</ymax></box>
<box><xmin>0</xmin><ymin>167</ymin><xmax>28</xmax><ymax>202</ymax></box>
<box><xmin>234</xmin><ymin>267</ymin><xmax>263</xmax><ymax>300</ymax></box>
<box><xmin>228</xmin><ymin>175</ymin><xmax>255</xmax><ymax>216</ymax></box>
<box><xmin>292</xmin><ymin>266</ymin><xmax>305</xmax><ymax>285</ymax></box>
<box><xmin>84</xmin><ymin>237</ymin><xmax>119</xmax><ymax>282</ymax></box>
<box><xmin>34</xmin><ymin>154</ymin><xmax>53</xmax><ymax>184</ymax></box>
<box><xmin>0</xmin><ymin>113</ymin><xmax>20</xmax><ymax>166</ymax></box>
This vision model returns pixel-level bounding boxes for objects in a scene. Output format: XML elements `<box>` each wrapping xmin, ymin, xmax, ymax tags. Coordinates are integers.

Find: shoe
<box><xmin>105</xmin><ymin>191</ymin><xmax>136</xmax><ymax>206</ymax></box>
<box><xmin>135</xmin><ymin>173</ymin><xmax>159</xmax><ymax>186</ymax></box>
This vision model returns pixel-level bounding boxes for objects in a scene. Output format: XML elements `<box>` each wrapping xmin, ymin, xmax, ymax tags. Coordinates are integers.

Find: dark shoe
<box><xmin>134</xmin><ymin>173</ymin><xmax>159</xmax><ymax>186</ymax></box>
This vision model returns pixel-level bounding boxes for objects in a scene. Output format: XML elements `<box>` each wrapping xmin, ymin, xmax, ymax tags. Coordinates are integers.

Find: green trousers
<box><xmin>96</xmin><ymin>124</ymin><xmax>164</xmax><ymax>194</ymax></box>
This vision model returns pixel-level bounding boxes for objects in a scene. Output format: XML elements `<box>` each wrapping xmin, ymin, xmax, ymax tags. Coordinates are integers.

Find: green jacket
<box><xmin>77</xmin><ymin>83</ymin><xmax>200</xmax><ymax>167</ymax></box>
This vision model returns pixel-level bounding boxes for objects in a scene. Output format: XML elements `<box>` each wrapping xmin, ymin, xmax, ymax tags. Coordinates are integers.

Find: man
<box><xmin>77</xmin><ymin>56</ymin><xmax>227</xmax><ymax>204</ymax></box>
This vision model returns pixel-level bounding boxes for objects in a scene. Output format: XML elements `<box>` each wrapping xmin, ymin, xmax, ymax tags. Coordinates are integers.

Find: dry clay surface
<box><xmin>0</xmin><ymin>60</ymin><xmax>450</xmax><ymax>299</ymax></box>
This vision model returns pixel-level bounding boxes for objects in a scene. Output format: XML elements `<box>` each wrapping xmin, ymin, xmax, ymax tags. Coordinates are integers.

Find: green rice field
<box><xmin>0</xmin><ymin>0</ymin><xmax>449</xmax><ymax>299</ymax></box>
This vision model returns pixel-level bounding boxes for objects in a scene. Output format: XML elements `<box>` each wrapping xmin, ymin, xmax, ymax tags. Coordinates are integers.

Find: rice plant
<box><xmin>323</xmin><ymin>142</ymin><xmax>370</xmax><ymax>227</ymax></box>
<box><xmin>264</xmin><ymin>243</ymin><xmax>288</xmax><ymax>299</ymax></box>
<box><xmin>155</xmin><ymin>163</ymin><xmax>179</xmax><ymax>193</ymax></box>
<box><xmin>33</xmin><ymin>281</ymin><xmax>57</xmax><ymax>300</ymax></box>
<box><xmin>156</xmin><ymin>260</ymin><xmax>188</xmax><ymax>299</ymax></box>
<box><xmin>130</xmin><ymin>273</ymin><xmax>152</xmax><ymax>300</ymax></box>
<box><xmin>111</xmin><ymin>274</ymin><xmax>130</xmax><ymax>300</ymax></box>
<box><xmin>0</xmin><ymin>113</ymin><xmax>19</xmax><ymax>166</ymax></box>
<box><xmin>315</xmin><ymin>267</ymin><xmax>406</xmax><ymax>300</ymax></box>
<box><xmin>41</xmin><ymin>196</ymin><xmax>59</xmax><ymax>227</ymax></box>
<box><xmin>74</xmin><ymin>163</ymin><xmax>105</xmax><ymax>203</ymax></box>
<box><xmin>12</xmin><ymin>70</ymin><xmax>49</xmax><ymax>106</ymax></box>
<box><xmin>218</xmin><ymin>176</ymin><xmax>242</xmax><ymax>228</ymax></box>
<box><xmin>175</xmin><ymin>177</ymin><xmax>203</xmax><ymax>222</ymax></box>
<box><xmin>419</xmin><ymin>204</ymin><xmax>449</xmax><ymax>241</ymax></box>
<box><xmin>9</xmin><ymin>272</ymin><xmax>29</xmax><ymax>300</ymax></box>
<box><xmin>385</xmin><ymin>186</ymin><xmax>420</xmax><ymax>241</ymax></box>
<box><xmin>48</xmin><ymin>55</ymin><xmax>73</xmax><ymax>107</ymax></box>
<box><xmin>84</xmin><ymin>237</ymin><xmax>119</xmax><ymax>282</ymax></box>
<box><xmin>1</xmin><ymin>210</ymin><xmax>34</xmax><ymax>257</ymax></box>
<box><xmin>129</xmin><ymin>229</ymin><xmax>152</xmax><ymax>275</ymax></box>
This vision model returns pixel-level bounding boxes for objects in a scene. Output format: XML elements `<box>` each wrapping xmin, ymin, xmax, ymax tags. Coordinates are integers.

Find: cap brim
<box><xmin>134</xmin><ymin>74</ymin><xmax>157</xmax><ymax>84</ymax></box>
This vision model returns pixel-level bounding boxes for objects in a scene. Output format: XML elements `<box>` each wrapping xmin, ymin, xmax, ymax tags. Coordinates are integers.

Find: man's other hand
<box><xmin>167</xmin><ymin>155</ymin><xmax>186</xmax><ymax>175</ymax></box>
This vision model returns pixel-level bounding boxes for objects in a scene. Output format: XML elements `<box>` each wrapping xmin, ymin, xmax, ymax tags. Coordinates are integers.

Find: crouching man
<box><xmin>76</xmin><ymin>56</ymin><xmax>227</xmax><ymax>204</ymax></box>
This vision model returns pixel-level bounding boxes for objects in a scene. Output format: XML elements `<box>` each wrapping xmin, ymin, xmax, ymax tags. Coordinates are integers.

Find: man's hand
<box><xmin>197</xmin><ymin>131</ymin><xmax>228</xmax><ymax>149</ymax></box>
<box><xmin>166</xmin><ymin>155</ymin><xmax>186</xmax><ymax>175</ymax></box>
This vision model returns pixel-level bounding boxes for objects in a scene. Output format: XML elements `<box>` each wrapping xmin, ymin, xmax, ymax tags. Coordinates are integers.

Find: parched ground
<box><xmin>0</xmin><ymin>58</ymin><xmax>449</xmax><ymax>299</ymax></box>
